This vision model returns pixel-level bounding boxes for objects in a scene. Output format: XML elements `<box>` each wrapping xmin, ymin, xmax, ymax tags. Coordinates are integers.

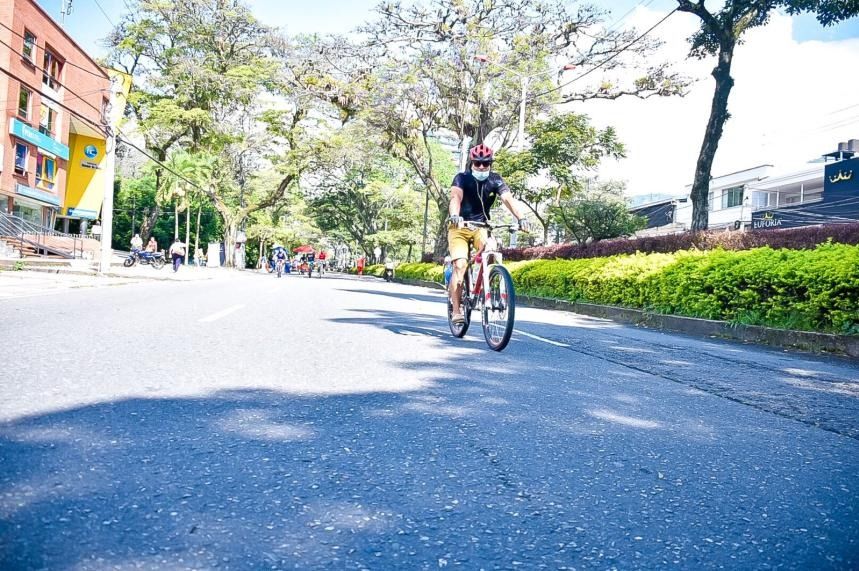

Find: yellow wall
<box><xmin>64</xmin><ymin>134</ymin><xmax>106</xmax><ymax>219</ymax></box>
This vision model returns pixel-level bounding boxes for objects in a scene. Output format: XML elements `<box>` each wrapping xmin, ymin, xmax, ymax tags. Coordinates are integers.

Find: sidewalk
<box><xmin>0</xmin><ymin>254</ymin><xmax>234</xmax><ymax>282</ymax></box>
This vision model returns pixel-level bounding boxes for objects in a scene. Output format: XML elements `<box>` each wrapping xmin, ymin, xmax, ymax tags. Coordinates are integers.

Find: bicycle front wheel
<box><xmin>482</xmin><ymin>265</ymin><xmax>515</xmax><ymax>351</ymax></box>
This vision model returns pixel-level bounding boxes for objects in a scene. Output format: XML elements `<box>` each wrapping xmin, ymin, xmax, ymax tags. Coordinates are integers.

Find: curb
<box><xmin>394</xmin><ymin>277</ymin><xmax>859</xmax><ymax>358</ymax></box>
<box><xmin>0</xmin><ymin>264</ymin><xmax>218</xmax><ymax>282</ymax></box>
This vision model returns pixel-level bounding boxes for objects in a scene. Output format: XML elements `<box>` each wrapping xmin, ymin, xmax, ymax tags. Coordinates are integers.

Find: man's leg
<box><xmin>447</xmin><ymin>226</ymin><xmax>470</xmax><ymax>321</ymax></box>
<box><xmin>449</xmin><ymin>258</ymin><xmax>468</xmax><ymax>319</ymax></box>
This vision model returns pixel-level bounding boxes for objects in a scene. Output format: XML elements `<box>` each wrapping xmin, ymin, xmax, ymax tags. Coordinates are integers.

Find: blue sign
<box><xmin>824</xmin><ymin>157</ymin><xmax>859</xmax><ymax>195</ymax></box>
<box><xmin>67</xmin><ymin>208</ymin><xmax>98</xmax><ymax>219</ymax></box>
<box><xmin>9</xmin><ymin>118</ymin><xmax>69</xmax><ymax>160</ymax></box>
<box><xmin>84</xmin><ymin>145</ymin><xmax>99</xmax><ymax>159</ymax></box>
<box><xmin>16</xmin><ymin>183</ymin><xmax>60</xmax><ymax>206</ymax></box>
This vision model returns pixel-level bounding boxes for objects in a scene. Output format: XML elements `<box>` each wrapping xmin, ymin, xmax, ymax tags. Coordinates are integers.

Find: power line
<box><xmin>531</xmin><ymin>8</ymin><xmax>678</xmax><ymax>103</ymax></box>
<box><xmin>0</xmin><ymin>37</ymin><xmax>106</xmax><ymax>119</ymax></box>
<box><xmin>0</xmin><ymin>20</ymin><xmax>112</xmax><ymax>80</ymax></box>
<box><xmin>90</xmin><ymin>0</ymin><xmax>116</xmax><ymax>28</ymax></box>
<box><xmin>605</xmin><ymin>0</ymin><xmax>657</xmax><ymax>33</ymax></box>
<box><xmin>0</xmin><ymin>66</ymin><xmax>107</xmax><ymax>137</ymax></box>
<box><xmin>115</xmin><ymin>133</ymin><xmax>208</xmax><ymax>194</ymax></box>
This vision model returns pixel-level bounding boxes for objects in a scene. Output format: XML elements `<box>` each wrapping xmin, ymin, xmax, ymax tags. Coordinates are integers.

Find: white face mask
<box><xmin>471</xmin><ymin>169</ymin><xmax>490</xmax><ymax>181</ymax></box>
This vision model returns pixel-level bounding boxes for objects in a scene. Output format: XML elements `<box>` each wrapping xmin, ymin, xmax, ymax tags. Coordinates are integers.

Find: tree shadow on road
<box><xmin>3</xmin><ymin>309</ymin><xmax>858</xmax><ymax>569</ymax></box>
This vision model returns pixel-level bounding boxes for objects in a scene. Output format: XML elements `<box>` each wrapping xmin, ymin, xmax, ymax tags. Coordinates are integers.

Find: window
<box><xmin>22</xmin><ymin>30</ymin><xmax>36</xmax><ymax>63</ymax></box>
<box><xmin>721</xmin><ymin>186</ymin><xmax>744</xmax><ymax>209</ymax></box>
<box><xmin>42</xmin><ymin>48</ymin><xmax>63</xmax><ymax>91</ymax></box>
<box><xmin>35</xmin><ymin>152</ymin><xmax>56</xmax><ymax>190</ymax></box>
<box><xmin>751</xmin><ymin>191</ymin><xmax>771</xmax><ymax>209</ymax></box>
<box><xmin>101</xmin><ymin>97</ymin><xmax>111</xmax><ymax>123</ymax></box>
<box><xmin>39</xmin><ymin>105</ymin><xmax>57</xmax><ymax>137</ymax></box>
<box><xmin>14</xmin><ymin>143</ymin><xmax>28</xmax><ymax>175</ymax></box>
<box><xmin>18</xmin><ymin>87</ymin><xmax>31</xmax><ymax>119</ymax></box>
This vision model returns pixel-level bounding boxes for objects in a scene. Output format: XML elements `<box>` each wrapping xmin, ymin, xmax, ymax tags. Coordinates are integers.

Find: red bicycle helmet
<box><xmin>469</xmin><ymin>144</ymin><xmax>494</xmax><ymax>162</ymax></box>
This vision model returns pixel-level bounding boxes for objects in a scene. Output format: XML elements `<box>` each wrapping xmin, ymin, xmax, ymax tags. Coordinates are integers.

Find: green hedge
<box><xmin>373</xmin><ymin>243</ymin><xmax>859</xmax><ymax>335</ymax></box>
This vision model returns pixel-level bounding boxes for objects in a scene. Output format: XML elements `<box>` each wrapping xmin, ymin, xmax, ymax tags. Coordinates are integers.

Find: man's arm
<box><xmin>499</xmin><ymin>191</ymin><xmax>527</xmax><ymax>221</ymax></box>
<box><xmin>449</xmin><ymin>186</ymin><xmax>464</xmax><ymax>218</ymax></box>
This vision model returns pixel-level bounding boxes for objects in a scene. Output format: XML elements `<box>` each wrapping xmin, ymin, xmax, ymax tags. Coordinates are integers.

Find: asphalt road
<box><xmin>1</xmin><ymin>270</ymin><xmax>857</xmax><ymax>570</ymax></box>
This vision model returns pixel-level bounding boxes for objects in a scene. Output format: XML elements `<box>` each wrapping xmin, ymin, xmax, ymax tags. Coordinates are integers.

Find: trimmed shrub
<box><xmin>361</xmin><ymin>244</ymin><xmax>859</xmax><ymax>334</ymax></box>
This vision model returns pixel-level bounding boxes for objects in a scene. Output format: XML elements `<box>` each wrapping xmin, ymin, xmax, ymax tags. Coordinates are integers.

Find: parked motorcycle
<box><xmin>124</xmin><ymin>249</ymin><xmax>166</xmax><ymax>269</ymax></box>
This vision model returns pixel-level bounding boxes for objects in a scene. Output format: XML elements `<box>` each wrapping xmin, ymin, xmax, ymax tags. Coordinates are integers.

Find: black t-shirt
<box><xmin>452</xmin><ymin>171</ymin><xmax>510</xmax><ymax>222</ymax></box>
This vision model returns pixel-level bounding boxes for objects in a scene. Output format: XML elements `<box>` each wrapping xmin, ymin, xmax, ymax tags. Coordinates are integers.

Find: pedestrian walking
<box><xmin>169</xmin><ymin>238</ymin><xmax>186</xmax><ymax>273</ymax></box>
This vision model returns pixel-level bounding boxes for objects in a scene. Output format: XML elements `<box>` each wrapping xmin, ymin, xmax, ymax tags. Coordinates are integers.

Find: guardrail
<box><xmin>0</xmin><ymin>213</ymin><xmax>83</xmax><ymax>259</ymax></box>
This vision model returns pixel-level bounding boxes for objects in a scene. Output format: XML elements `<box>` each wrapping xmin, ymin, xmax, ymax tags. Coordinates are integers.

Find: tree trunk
<box><xmin>690</xmin><ymin>47</ymin><xmax>735</xmax><ymax>231</ymax></box>
<box><xmin>184</xmin><ymin>207</ymin><xmax>191</xmax><ymax>265</ymax></box>
<box><xmin>224</xmin><ymin>220</ymin><xmax>237</xmax><ymax>268</ymax></box>
<box><xmin>432</xmin><ymin>204</ymin><xmax>449</xmax><ymax>261</ymax></box>
<box><xmin>139</xmin><ymin>206</ymin><xmax>160</xmax><ymax>244</ymax></box>
<box><xmin>194</xmin><ymin>205</ymin><xmax>201</xmax><ymax>259</ymax></box>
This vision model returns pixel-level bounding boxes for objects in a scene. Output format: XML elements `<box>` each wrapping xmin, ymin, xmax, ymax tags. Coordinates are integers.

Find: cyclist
<box><xmin>447</xmin><ymin>143</ymin><xmax>529</xmax><ymax>324</ymax></box>
<box><xmin>273</xmin><ymin>247</ymin><xmax>287</xmax><ymax>275</ymax></box>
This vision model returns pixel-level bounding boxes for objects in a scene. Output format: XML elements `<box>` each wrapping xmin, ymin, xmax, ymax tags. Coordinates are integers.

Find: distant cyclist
<box><xmin>447</xmin><ymin>144</ymin><xmax>529</xmax><ymax>324</ymax></box>
<box><xmin>274</xmin><ymin>247</ymin><xmax>287</xmax><ymax>275</ymax></box>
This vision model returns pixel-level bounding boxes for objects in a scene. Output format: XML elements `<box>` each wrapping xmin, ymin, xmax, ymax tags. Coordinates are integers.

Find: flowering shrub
<box><xmin>501</xmin><ymin>222</ymin><xmax>859</xmax><ymax>261</ymax></box>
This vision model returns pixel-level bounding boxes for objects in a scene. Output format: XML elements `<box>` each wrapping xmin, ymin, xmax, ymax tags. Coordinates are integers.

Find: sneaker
<box><xmin>452</xmin><ymin>311</ymin><xmax>466</xmax><ymax>324</ymax></box>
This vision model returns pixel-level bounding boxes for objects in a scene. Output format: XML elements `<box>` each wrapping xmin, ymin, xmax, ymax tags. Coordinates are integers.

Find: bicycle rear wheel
<box><xmin>447</xmin><ymin>268</ymin><xmax>471</xmax><ymax>337</ymax></box>
<box><xmin>482</xmin><ymin>265</ymin><xmax>515</xmax><ymax>351</ymax></box>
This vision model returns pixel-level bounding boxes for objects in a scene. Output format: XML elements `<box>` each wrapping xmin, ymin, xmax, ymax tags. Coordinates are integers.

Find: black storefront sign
<box><xmin>751</xmin><ymin>210</ymin><xmax>784</xmax><ymax>230</ymax></box>
<box><xmin>824</xmin><ymin>157</ymin><xmax>859</xmax><ymax>195</ymax></box>
<box><xmin>751</xmin><ymin>157</ymin><xmax>859</xmax><ymax>230</ymax></box>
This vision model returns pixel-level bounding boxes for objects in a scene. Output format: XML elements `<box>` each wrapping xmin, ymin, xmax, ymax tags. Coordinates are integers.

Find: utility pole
<box><xmin>420</xmin><ymin>187</ymin><xmax>429</xmax><ymax>257</ymax></box>
<box><xmin>99</xmin><ymin>74</ymin><xmax>123</xmax><ymax>274</ymax></box>
<box><xmin>60</xmin><ymin>0</ymin><xmax>73</xmax><ymax>25</ymax></box>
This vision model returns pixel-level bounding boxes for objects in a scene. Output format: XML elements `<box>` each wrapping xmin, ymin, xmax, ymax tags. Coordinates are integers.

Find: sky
<box><xmin>37</xmin><ymin>0</ymin><xmax>859</xmax><ymax>198</ymax></box>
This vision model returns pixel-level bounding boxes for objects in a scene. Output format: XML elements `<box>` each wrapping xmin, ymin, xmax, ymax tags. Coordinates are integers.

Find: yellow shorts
<box><xmin>448</xmin><ymin>225</ymin><xmax>486</xmax><ymax>261</ymax></box>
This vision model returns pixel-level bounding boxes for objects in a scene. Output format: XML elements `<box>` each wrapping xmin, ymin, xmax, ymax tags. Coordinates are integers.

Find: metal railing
<box><xmin>0</xmin><ymin>213</ymin><xmax>83</xmax><ymax>259</ymax></box>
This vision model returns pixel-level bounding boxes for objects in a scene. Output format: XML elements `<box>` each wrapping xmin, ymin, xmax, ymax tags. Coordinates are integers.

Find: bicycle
<box><xmin>447</xmin><ymin>220</ymin><xmax>520</xmax><ymax>352</ymax></box>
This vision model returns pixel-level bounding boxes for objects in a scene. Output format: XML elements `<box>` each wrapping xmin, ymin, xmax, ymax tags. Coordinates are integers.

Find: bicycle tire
<box><xmin>448</xmin><ymin>267</ymin><xmax>471</xmax><ymax>337</ymax></box>
<box><xmin>482</xmin><ymin>265</ymin><xmax>515</xmax><ymax>351</ymax></box>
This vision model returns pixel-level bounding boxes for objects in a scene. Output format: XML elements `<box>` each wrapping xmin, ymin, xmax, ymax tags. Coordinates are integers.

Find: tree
<box><xmin>494</xmin><ymin>113</ymin><xmax>625</xmax><ymax>243</ymax></box>
<box><xmin>551</xmin><ymin>180</ymin><xmax>646</xmax><ymax>243</ymax></box>
<box><xmin>361</xmin><ymin>0</ymin><xmax>688</xmax><ymax>256</ymax></box>
<box><xmin>307</xmin><ymin>125</ymin><xmax>422</xmax><ymax>260</ymax></box>
<box><xmin>676</xmin><ymin>0</ymin><xmax>859</xmax><ymax>230</ymax></box>
<box><xmin>107</xmin><ymin>0</ymin><xmax>280</xmax><ymax>265</ymax></box>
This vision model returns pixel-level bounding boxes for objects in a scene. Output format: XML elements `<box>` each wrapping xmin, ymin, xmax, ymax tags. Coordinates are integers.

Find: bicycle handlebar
<box><xmin>458</xmin><ymin>220</ymin><xmax>528</xmax><ymax>233</ymax></box>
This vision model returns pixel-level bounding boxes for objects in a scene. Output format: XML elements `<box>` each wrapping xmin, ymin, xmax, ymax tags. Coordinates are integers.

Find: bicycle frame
<box><xmin>461</xmin><ymin>222</ymin><xmax>514</xmax><ymax>311</ymax></box>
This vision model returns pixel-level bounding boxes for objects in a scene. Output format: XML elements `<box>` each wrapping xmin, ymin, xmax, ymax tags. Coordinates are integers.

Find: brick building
<box><xmin>0</xmin><ymin>0</ymin><xmax>111</xmax><ymax>232</ymax></box>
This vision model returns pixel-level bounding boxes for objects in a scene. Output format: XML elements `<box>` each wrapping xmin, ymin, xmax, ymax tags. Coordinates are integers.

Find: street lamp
<box><xmin>474</xmin><ymin>55</ymin><xmax>576</xmax><ymax>151</ymax></box>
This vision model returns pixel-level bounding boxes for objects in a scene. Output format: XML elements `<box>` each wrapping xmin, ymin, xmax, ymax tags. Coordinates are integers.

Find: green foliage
<box><xmin>550</xmin><ymin>181</ymin><xmax>646</xmax><ymax>243</ymax></box>
<box><xmin>307</xmin><ymin>124</ymin><xmax>423</xmax><ymax>260</ymax></box>
<box><xmin>13</xmin><ymin>260</ymin><xmax>25</xmax><ymax>271</ymax></box>
<box><xmin>383</xmin><ymin>244</ymin><xmax>859</xmax><ymax>335</ymax></box>
<box><xmin>113</xmin><ymin>172</ymin><xmax>222</xmax><ymax>251</ymax></box>
<box><xmin>494</xmin><ymin>113</ymin><xmax>625</xmax><ymax>241</ymax></box>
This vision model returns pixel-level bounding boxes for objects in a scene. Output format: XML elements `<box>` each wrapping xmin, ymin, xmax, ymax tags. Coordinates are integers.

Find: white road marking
<box><xmin>514</xmin><ymin>329</ymin><xmax>570</xmax><ymax>348</ymax></box>
<box><xmin>199</xmin><ymin>304</ymin><xmax>245</xmax><ymax>323</ymax></box>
